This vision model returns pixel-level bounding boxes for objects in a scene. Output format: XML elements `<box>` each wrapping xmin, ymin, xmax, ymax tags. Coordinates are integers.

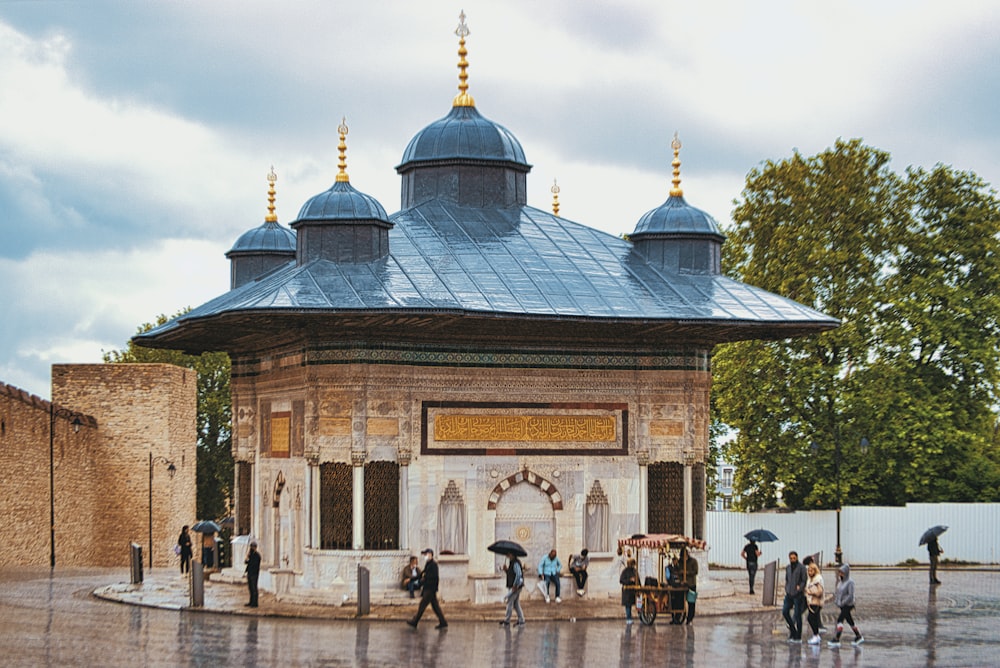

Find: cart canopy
<box><xmin>617</xmin><ymin>534</ymin><xmax>707</xmax><ymax>551</ymax></box>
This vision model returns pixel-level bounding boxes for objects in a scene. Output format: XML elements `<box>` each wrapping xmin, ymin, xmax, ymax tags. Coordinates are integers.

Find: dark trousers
<box><xmin>572</xmin><ymin>569</ymin><xmax>588</xmax><ymax>590</ymax></box>
<box><xmin>180</xmin><ymin>553</ymin><xmax>191</xmax><ymax>574</ymax></box>
<box><xmin>685</xmin><ymin>585</ymin><xmax>697</xmax><ymax>623</ymax></box>
<box><xmin>782</xmin><ymin>594</ymin><xmax>805</xmax><ymax>639</ymax></box>
<box><xmin>807</xmin><ymin>605</ymin><xmax>822</xmax><ymax>636</ymax></box>
<box><xmin>930</xmin><ymin>554</ymin><xmax>939</xmax><ymax>582</ymax></box>
<box><xmin>747</xmin><ymin>562</ymin><xmax>758</xmax><ymax>593</ymax></box>
<box><xmin>247</xmin><ymin>576</ymin><xmax>259</xmax><ymax>607</ymax></box>
<box><xmin>412</xmin><ymin>590</ymin><xmax>446</xmax><ymax>626</ymax></box>
<box><xmin>835</xmin><ymin>605</ymin><xmax>860</xmax><ymax>639</ymax></box>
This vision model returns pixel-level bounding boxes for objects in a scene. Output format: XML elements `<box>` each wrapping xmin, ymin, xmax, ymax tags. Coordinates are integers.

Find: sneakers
<box><xmin>577</xmin><ymin>589</ymin><xmax>585</xmax><ymax>596</ymax></box>
<box><xmin>788</xmin><ymin>638</ymin><xmax>802</xmax><ymax>644</ymax></box>
<box><xmin>555</xmin><ymin>596</ymin><xmax>562</xmax><ymax>603</ymax></box>
<box><xmin>828</xmin><ymin>641</ymin><xmax>841</xmax><ymax>648</ymax></box>
<box><xmin>499</xmin><ymin>621</ymin><xmax>510</xmax><ymax>627</ymax></box>
<box><xmin>852</xmin><ymin>636</ymin><xmax>865</xmax><ymax>646</ymax></box>
<box><xmin>626</xmin><ymin>619</ymin><xmax>633</xmax><ymax>625</ymax></box>
<box><xmin>807</xmin><ymin>635</ymin><xmax>821</xmax><ymax>645</ymax></box>
<box><xmin>406</xmin><ymin>620</ymin><xmax>417</xmax><ymax>628</ymax></box>
<box><xmin>545</xmin><ymin>596</ymin><xmax>551</xmax><ymax>603</ymax></box>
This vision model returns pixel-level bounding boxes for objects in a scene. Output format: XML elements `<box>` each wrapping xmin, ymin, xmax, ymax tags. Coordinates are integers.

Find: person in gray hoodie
<box><xmin>828</xmin><ymin>564</ymin><xmax>865</xmax><ymax>647</ymax></box>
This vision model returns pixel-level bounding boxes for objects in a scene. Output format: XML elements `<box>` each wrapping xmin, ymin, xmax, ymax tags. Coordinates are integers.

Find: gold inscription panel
<box><xmin>435</xmin><ymin>415</ymin><xmax>615</xmax><ymax>442</ymax></box>
<box><xmin>423</xmin><ymin>402</ymin><xmax>627</xmax><ymax>454</ymax></box>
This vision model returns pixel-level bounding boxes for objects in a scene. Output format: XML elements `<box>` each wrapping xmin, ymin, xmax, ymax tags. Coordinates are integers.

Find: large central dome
<box><xmin>398</xmin><ymin>105</ymin><xmax>528</xmax><ymax>167</ymax></box>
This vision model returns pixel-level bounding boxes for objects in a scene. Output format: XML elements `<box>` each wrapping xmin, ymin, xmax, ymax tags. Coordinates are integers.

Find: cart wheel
<box><xmin>638</xmin><ymin>595</ymin><xmax>657</xmax><ymax>626</ymax></box>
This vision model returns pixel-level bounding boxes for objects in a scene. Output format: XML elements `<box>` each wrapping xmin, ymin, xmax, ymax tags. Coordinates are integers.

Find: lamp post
<box><xmin>812</xmin><ymin>436</ymin><xmax>869</xmax><ymax>565</ymax></box>
<box><xmin>49</xmin><ymin>405</ymin><xmax>83</xmax><ymax>569</ymax></box>
<box><xmin>149</xmin><ymin>453</ymin><xmax>177</xmax><ymax>568</ymax></box>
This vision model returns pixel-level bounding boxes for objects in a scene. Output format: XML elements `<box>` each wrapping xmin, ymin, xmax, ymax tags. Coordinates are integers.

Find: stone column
<box><xmin>636</xmin><ymin>449</ymin><xmax>649</xmax><ymax>533</ymax></box>
<box><xmin>683</xmin><ymin>450</ymin><xmax>695</xmax><ymax>537</ymax></box>
<box><xmin>307</xmin><ymin>454</ymin><xmax>319</xmax><ymax>549</ymax></box>
<box><xmin>398</xmin><ymin>448</ymin><xmax>411</xmax><ymax>551</ymax></box>
<box><xmin>351</xmin><ymin>450</ymin><xmax>366</xmax><ymax>550</ymax></box>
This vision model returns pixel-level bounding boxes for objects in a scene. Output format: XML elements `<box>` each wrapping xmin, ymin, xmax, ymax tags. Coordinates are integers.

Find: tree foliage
<box><xmin>714</xmin><ymin>139</ymin><xmax>1000</xmax><ymax>509</ymax></box>
<box><xmin>103</xmin><ymin>312</ymin><xmax>233</xmax><ymax>521</ymax></box>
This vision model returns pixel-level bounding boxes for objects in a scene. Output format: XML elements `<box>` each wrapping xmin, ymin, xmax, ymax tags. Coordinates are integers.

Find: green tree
<box><xmin>104</xmin><ymin>312</ymin><xmax>233</xmax><ymax>521</ymax></box>
<box><xmin>714</xmin><ymin>139</ymin><xmax>1000</xmax><ymax>509</ymax></box>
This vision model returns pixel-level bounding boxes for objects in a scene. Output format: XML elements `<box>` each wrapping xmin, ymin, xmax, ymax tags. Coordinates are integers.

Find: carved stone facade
<box><xmin>230</xmin><ymin>345</ymin><xmax>710</xmax><ymax>600</ymax></box>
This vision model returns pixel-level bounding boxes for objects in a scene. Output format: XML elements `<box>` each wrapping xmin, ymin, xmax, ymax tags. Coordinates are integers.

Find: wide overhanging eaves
<box><xmin>133</xmin><ymin>307</ymin><xmax>839</xmax><ymax>355</ymax></box>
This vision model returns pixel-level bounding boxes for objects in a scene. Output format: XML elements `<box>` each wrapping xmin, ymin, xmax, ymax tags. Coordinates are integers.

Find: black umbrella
<box><xmin>919</xmin><ymin>525</ymin><xmax>948</xmax><ymax>546</ymax></box>
<box><xmin>744</xmin><ymin>529</ymin><xmax>779</xmax><ymax>543</ymax></box>
<box><xmin>191</xmin><ymin>520</ymin><xmax>222</xmax><ymax>534</ymax></box>
<box><xmin>487</xmin><ymin>540</ymin><xmax>527</xmax><ymax>557</ymax></box>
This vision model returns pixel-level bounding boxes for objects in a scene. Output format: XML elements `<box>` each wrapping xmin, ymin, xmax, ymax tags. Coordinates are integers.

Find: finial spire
<box><xmin>336</xmin><ymin>117</ymin><xmax>350</xmax><ymax>183</ymax></box>
<box><xmin>669</xmin><ymin>131</ymin><xmax>683</xmax><ymax>198</ymax></box>
<box><xmin>453</xmin><ymin>10</ymin><xmax>476</xmax><ymax>107</ymax></box>
<box><xmin>551</xmin><ymin>178</ymin><xmax>561</xmax><ymax>216</ymax></box>
<box><xmin>265</xmin><ymin>166</ymin><xmax>278</xmax><ymax>222</ymax></box>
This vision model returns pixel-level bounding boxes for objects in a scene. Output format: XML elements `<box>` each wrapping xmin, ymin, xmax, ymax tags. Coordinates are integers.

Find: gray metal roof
<box><xmin>633</xmin><ymin>195</ymin><xmax>725</xmax><ymax>240</ymax></box>
<box><xmin>140</xmin><ymin>200</ymin><xmax>837</xmax><ymax>350</ymax></box>
<box><xmin>398</xmin><ymin>106</ymin><xmax>528</xmax><ymax>169</ymax></box>
<box><xmin>226</xmin><ymin>220</ymin><xmax>296</xmax><ymax>256</ymax></box>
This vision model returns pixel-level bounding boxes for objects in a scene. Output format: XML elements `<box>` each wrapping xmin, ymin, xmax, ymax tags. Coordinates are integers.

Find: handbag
<box><xmin>174</xmin><ymin>544</ymin><xmax>181</xmax><ymax>556</ymax></box>
<box><xmin>686</xmin><ymin>589</ymin><xmax>698</xmax><ymax>603</ymax></box>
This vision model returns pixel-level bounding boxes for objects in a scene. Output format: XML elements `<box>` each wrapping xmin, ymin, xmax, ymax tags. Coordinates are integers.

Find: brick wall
<box><xmin>0</xmin><ymin>363</ymin><xmax>197</xmax><ymax>568</ymax></box>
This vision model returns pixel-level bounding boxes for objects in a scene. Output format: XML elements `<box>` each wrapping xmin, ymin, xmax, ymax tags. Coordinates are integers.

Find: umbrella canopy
<box><xmin>487</xmin><ymin>540</ymin><xmax>527</xmax><ymax>557</ymax></box>
<box><xmin>191</xmin><ymin>520</ymin><xmax>222</xmax><ymax>534</ymax></box>
<box><xmin>919</xmin><ymin>525</ymin><xmax>948</xmax><ymax>546</ymax></box>
<box><xmin>745</xmin><ymin>529</ymin><xmax>779</xmax><ymax>543</ymax></box>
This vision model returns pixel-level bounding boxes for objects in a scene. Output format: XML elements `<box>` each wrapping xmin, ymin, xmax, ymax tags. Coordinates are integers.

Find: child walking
<box><xmin>828</xmin><ymin>564</ymin><xmax>865</xmax><ymax>647</ymax></box>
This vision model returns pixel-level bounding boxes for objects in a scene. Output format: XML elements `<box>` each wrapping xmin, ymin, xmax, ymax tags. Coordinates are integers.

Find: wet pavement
<box><xmin>0</xmin><ymin>566</ymin><xmax>997</xmax><ymax>666</ymax></box>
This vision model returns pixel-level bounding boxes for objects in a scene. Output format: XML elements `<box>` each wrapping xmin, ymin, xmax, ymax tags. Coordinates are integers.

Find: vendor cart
<box><xmin>617</xmin><ymin>533</ymin><xmax>707</xmax><ymax>626</ymax></box>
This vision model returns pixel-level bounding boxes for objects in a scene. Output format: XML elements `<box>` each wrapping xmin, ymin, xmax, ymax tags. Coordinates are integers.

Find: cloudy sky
<box><xmin>2</xmin><ymin>0</ymin><xmax>998</xmax><ymax>399</ymax></box>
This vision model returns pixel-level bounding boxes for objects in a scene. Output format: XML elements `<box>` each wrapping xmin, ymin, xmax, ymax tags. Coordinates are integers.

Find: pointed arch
<box><xmin>487</xmin><ymin>469</ymin><xmax>563</xmax><ymax>510</ymax></box>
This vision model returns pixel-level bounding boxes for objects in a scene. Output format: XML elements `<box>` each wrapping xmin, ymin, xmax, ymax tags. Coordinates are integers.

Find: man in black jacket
<box><xmin>244</xmin><ymin>541</ymin><xmax>261</xmax><ymax>608</ymax></box>
<box><xmin>407</xmin><ymin>548</ymin><xmax>448</xmax><ymax>629</ymax></box>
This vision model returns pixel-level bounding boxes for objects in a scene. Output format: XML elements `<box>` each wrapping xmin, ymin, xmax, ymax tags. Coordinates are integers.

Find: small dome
<box><xmin>398</xmin><ymin>105</ymin><xmax>528</xmax><ymax>168</ymax></box>
<box><xmin>227</xmin><ymin>220</ymin><xmax>296</xmax><ymax>255</ymax></box>
<box><xmin>632</xmin><ymin>196</ymin><xmax>724</xmax><ymax>239</ymax></box>
<box><xmin>296</xmin><ymin>181</ymin><xmax>389</xmax><ymax>223</ymax></box>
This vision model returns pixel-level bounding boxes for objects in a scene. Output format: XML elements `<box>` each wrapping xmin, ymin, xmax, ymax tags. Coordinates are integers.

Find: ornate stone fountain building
<box><xmin>136</xmin><ymin>15</ymin><xmax>836</xmax><ymax>602</ymax></box>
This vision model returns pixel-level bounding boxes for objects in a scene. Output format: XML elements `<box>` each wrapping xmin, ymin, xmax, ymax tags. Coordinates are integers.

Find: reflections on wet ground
<box><xmin>0</xmin><ymin>568</ymin><xmax>997</xmax><ymax>667</ymax></box>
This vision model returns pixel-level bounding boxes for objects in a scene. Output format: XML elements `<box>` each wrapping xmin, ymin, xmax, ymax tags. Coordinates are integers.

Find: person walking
<box><xmin>500</xmin><ymin>553</ymin><xmax>525</xmax><ymax>627</ymax></box>
<box><xmin>805</xmin><ymin>561</ymin><xmax>825</xmax><ymax>645</ymax></box>
<box><xmin>782</xmin><ymin>551</ymin><xmax>807</xmax><ymax>642</ymax></box>
<box><xmin>828</xmin><ymin>564</ymin><xmax>864</xmax><ymax>647</ymax></box>
<box><xmin>927</xmin><ymin>536</ymin><xmax>943</xmax><ymax>584</ymax></box>
<box><xmin>681</xmin><ymin>547</ymin><xmax>699</xmax><ymax>624</ymax></box>
<box><xmin>407</xmin><ymin>548</ymin><xmax>448</xmax><ymax>629</ymax></box>
<box><xmin>619</xmin><ymin>558</ymin><xmax>638</xmax><ymax>625</ymax></box>
<box><xmin>177</xmin><ymin>525</ymin><xmax>193</xmax><ymax>575</ymax></box>
<box><xmin>668</xmin><ymin>556</ymin><xmax>685</xmax><ymax>624</ymax></box>
<box><xmin>244</xmin><ymin>540</ymin><xmax>261</xmax><ymax>608</ymax></box>
<box><xmin>538</xmin><ymin>549</ymin><xmax>563</xmax><ymax>603</ymax></box>
<box><xmin>741</xmin><ymin>539</ymin><xmax>761</xmax><ymax>594</ymax></box>
<box><xmin>569</xmin><ymin>549</ymin><xmax>590</xmax><ymax>596</ymax></box>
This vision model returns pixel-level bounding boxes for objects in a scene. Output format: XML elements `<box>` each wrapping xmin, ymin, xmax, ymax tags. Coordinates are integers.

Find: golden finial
<box><xmin>265</xmin><ymin>166</ymin><xmax>278</xmax><ymax>222</ymax></box>
<box><xmin>452</xmin><ymin>10</ymin><xmax>476</xmax><ymax>107</ymax></box>
<box><xmin>336</xmin><ymin>117</ymin><xmax>349</xmax><ymax>183</ymax></box>
<box><xmin>551</xmin><ymin>178</ymin><xmax>561</xmax><ymax>216</ymax></box>
<box><xmin>669</xmin><ymin>131</ymin><xmax>683</xmax><ymax>198</ymax></box>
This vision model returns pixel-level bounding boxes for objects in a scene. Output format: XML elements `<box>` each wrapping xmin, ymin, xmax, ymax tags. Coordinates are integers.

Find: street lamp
<box><xmin>812</xmin><ymin>436</ymin><xmax>869</xmax><ymax>565</ymax></box>
<box><xmin>149</xmin><ymin>453</ymin><xmax>177</xmax><ymax>568</ymax></box>
<box><xmin>49</xmin><ymin>405</ymin><xmax>83</xmax><ymax>569</ymax></box>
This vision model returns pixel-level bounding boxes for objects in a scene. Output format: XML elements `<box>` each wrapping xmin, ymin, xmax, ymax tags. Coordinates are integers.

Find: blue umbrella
<box><xmin>191</xmin><ymin>520</ymin><xmax>221</xmax><ymax>534</ymax></box>
<box><xmin>745</xmin><ymin>529</ymin><xmax>779</xmax><ymax>543</ymax></box>
<box><xmin>919</xmin><ymin>525</ymin><xmax>948</xmax><ymax>546</ymax></box>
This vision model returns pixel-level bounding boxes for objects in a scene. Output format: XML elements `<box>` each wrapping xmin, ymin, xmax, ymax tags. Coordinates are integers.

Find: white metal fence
<box><xmin>704</xmin><ymin>503</ymin><xmax>1000</xmax><ymax>567</ymax></box>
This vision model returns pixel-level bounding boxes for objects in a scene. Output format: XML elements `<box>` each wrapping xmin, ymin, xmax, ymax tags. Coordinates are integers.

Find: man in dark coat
<box><xmin>927</xmin><ymin>537</ymin><xmax>942</xmax><ymax>584</ymax></box>
<box><xmin>782</xmin><ymin>550</ymin><xmax>807</xmax><ymax>641</ymax></box>
<box><xmin>244</xmin><ymin>541</ymin><xmax>261</xmax><ymax>608</ymax></box>
<box><xmin>407</xmin><ymin>548</ymin><xmax>448</xmax><ymax>629</ymax></box>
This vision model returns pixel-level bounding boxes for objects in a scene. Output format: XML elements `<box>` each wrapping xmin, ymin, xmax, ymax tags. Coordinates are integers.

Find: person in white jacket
<box><xmin>828</xmin><ymin>564</ymin><xmax>865</xmax><ymax>647</ymax></box>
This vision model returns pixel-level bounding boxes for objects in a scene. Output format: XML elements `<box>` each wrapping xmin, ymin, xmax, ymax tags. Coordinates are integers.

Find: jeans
<box><xmin>572</xmin><ymin>569</ymin><xmax>588</xmax><ymax>591</ymax></box>
<box><xmin>543</xmin><ymin>574</ymin><xmax>561</xmax><ymax>598</ymax></box>
<box><xmin>504</xmin><ymin>587</ymin><xmax>524</xmax><ymax>623</ymax></box>
<box><xmin>747</xmin><ymin>562</ymin><xmax>758</xmax><ymax>592</ymax></box>
<box><xmin>782</xmin><ymin>593</ymin><xmax>805</xmax><ymax>639</ymax></box>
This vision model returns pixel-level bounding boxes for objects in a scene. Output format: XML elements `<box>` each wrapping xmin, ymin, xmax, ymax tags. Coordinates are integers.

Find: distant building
<box><xmin>134</xmin><ymin>14</ymin><xmax>835</xmax><ymax>601</ymax></box>
<box><xmin>713</xmin><ymin>458</ymin><xmax>737</xmax><ymax>511</ymax></box>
